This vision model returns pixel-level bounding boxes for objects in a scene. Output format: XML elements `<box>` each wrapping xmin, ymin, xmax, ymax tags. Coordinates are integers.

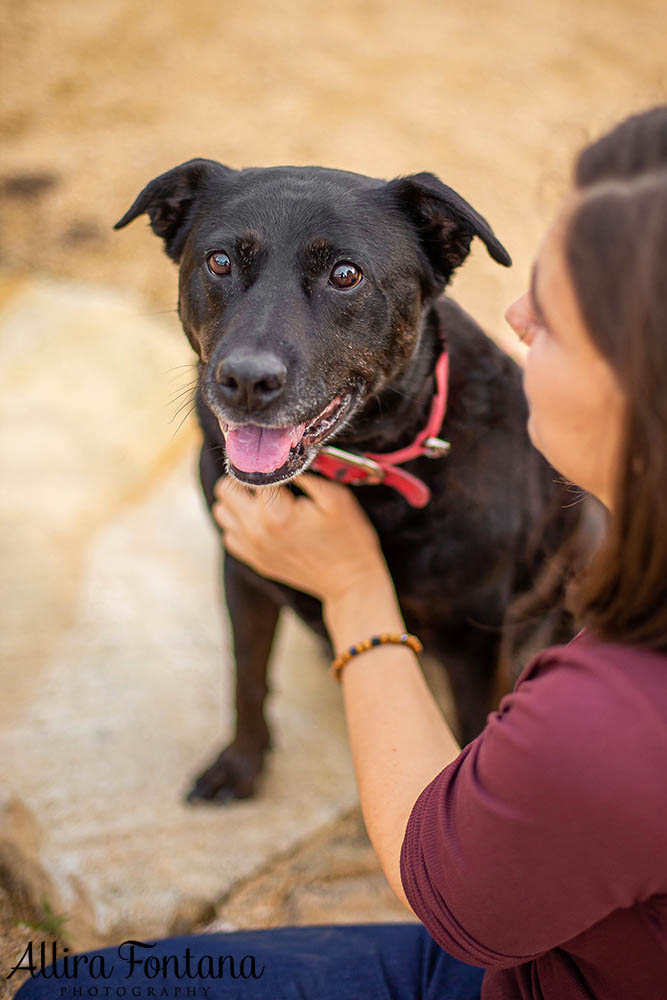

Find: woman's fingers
<box><xmin>214</xmin><ymin>473</ymin><xmax>349</xmax><ymax>512</ymax></box>
<box><xmin>214</xmin><ymin>477</ymin><xmax>291</xmax><ymax>513</ymax></box>
<box><xmin>292</xmin><ymin>472</ymin><xmax>357</xmax><ymax>513</ymax></box>
<box><xmin>212</xmin><ymin>478</ymin><xmax>298</xmax><ymax>558</ymax></box>
<box><xmin>209</xmin><ymin>473</ymin><xmax>386</xmax><ymax>601</ymax></box>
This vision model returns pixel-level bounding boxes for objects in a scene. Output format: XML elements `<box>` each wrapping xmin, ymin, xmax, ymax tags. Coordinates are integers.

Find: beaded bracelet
<box><xmin>330</xmin><ymin>632</ymin><xmax>423</xmax><ymax>682</ymax></box>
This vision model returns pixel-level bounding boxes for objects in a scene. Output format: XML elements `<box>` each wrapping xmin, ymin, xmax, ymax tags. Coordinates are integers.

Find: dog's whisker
<box><xmin>167</xmin><ymin>393</ymin><xmax>197</xmax><ymax>411</ymax></box>
<box><xmin>170</xmin><ymin>403</ymin><xmax>197</xmax><ymax>439</ymax></box>
<box><xmin>168</xmin><ymin>388</ymin><xmax>197</xmax><ymax>413</ymax></box>
<box><xmin>369</xmin><ymin>391</ymin><xmax>385</xmax><ymax>419</ymax></box>
<box><xmin>551</xmin><ymin>476</ymin><xmax>587</xmax><ymax>508</ymax></box>
<box><xmin>168</xmin><ymin>383</ymin><xmax>198</xmax><ymax>403</ymax></box>
<box><xmin>167</xmin><ymin>376</ymin><xmax>199</xmax><ymax>394</ymax></box>
<box><xmin>167</xmin><ymin>381</ymin><xmax>198</xmax><ymax>400</ymax></box>
<box><xmin>168</xmin><ymin>395</ymin><xmax>198</xmax><ymax>422</ymax></box>
<box><xmin>561</xmin><ymin>493</ymin><xmax>587</xmax><ymax>509</ymax></box>
<box><xmin>168</xmin><ymin>375</ymin><xmax>198</xmax><ymax>389</ymax></box>
<box><xmin>139</xmin><ymin>307</ymin><xmax>180</xmax><ymax>317</ymax></box>
<box><xmin>264</xmin><ymin>485</ymin><xmax>285</xmax><ymax>505</ymax></box>
<box><xmin>167</xmin><ymin>380</ymin><xmax>199</xmax><ymax>394</ymax></box>
<box><xmin>164</xmin><ymin>363</ymin><xmax>199</xmax><ymax>375</ymax></box>
<box><xmin>385</xmin><ymin>385</ymin><xmax>411</xmax><ymax>401</ymax></box>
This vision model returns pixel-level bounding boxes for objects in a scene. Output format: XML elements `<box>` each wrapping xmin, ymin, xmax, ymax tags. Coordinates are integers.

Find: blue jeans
<box><xmin>13</xmin><ymin>924</ymin><xmax>485</xmax><ymax>999</ymax></box>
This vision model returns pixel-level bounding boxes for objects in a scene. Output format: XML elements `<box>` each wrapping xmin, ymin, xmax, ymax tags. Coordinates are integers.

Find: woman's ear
<box><xmin>385</xmin><ymin>171</ymin><xmax>511</xmax><ymax>292</ymax></box>
<box><xmin>114</xmin><ymin>159</ymin><xmax>234</xmax><ymax>261</ymax></box>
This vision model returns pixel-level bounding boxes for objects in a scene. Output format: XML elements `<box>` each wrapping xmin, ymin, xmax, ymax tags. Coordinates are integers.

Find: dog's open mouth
<box><xmin>218</xmin><ymin>392</ymin><xmax>355</xmax><ymax>485</ymax></box>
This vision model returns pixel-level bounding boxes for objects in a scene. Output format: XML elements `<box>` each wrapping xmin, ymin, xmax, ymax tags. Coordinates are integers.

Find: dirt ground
<box><xmin>1</xmin><ymin>0</ymin><xmax>666</xmax><ymax>984</ymax></box>
<box><xmin>2</xmin><ymin>0</ymin><xmax>665</xmax><ymax>352</ymax></box>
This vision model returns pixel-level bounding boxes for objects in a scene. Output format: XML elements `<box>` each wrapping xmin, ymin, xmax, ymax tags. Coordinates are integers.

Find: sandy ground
<box><xmin>2</xmin><ymin>0</ymin><xmax>665</xmax><ymax>350</ymax></box>
<box><xmin>1</xmin><ymin>0</ymin><xmax>666</xmax><ymax>987</ymax></box>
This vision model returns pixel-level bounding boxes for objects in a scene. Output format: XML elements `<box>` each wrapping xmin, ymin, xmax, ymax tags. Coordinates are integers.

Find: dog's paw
<box><xmin>185</xmin><ymin>743</ymin><xmax>266</xmax><ymax>803</ymax></box>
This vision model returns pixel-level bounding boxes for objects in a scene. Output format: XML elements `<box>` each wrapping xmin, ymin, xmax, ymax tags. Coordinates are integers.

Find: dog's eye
<box><xmin>207</xmin><ymin>252</ymin><xmax>232</xmax><ymax>276</ymax></box>
<box><xmin>329</xmin><ymin>261</ymin><xmax>363</xmax><ymax>289</ymax></box>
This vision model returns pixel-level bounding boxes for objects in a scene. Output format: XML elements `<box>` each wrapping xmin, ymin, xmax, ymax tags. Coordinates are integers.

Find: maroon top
<box><xmin>400</xmin><ymin>633</ymin><xmax>667</xmax><ymax>999</ymax></box>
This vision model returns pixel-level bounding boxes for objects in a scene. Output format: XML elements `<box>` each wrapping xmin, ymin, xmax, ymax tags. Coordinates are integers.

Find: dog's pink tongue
<box><xmin>225</xmin><ymin>425</ymin><xmax>304</xmax><ymax>474</ymax></box>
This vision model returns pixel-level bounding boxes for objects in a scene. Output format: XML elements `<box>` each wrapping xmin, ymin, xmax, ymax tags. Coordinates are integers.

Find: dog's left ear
<box><xmin>387</xmin><ymin>171</ymin><xmax>511</xmax><ymax>291</ymax></box>
<box><xmin>114</xmin><ymin>158</ymin><xmax>233</xmax><ymax>261</ymax></box>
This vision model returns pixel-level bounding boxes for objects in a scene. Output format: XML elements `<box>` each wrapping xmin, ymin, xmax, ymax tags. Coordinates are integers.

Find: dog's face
<box><xmin>116</xmin><ymin>161</ymin><xmax>509</xmax><ymax>485</ymax></box>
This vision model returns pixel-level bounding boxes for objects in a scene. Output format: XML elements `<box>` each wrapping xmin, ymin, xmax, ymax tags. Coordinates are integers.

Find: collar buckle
<box><xmin>317</xmin><ymin>446</ymin><xmax>385</xmax><ymax>484</ymax></box>
<box><xmin>422</xmin><ymin>436</ymin><xmax>451</xmax><ymax>459</ymax></box>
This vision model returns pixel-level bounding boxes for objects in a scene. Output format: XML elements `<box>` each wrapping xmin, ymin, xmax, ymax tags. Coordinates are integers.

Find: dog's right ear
<box><xmin>384</xmin><ymin>171</ymin><xmax>511</xmax><ymax>294</ymax></box>
<box><xmin>113</xmin><ymin>159</ymin><xmax>233</xmax><ymax>261</ymax></box>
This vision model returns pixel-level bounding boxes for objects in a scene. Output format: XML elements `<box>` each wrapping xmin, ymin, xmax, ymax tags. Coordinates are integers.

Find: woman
<box><xmin>16</xmin><ymin>107</ymin><xmax>667</xmax><ymax>1000</ymax></box>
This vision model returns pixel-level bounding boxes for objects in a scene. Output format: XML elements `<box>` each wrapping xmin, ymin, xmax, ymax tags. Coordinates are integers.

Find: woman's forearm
<box><xmin>323</xmin><ymin>570</ymin><xmax>461</xmax><ymax>910</ymax></box>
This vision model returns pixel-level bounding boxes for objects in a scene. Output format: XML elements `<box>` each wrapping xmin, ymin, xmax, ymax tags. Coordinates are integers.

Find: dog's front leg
<box><xmin>432</xmin><ymin>623</ymin><xmax>503</xmax><ymax>748</ymax></box>
<box><xmin>186</xmin><ymin>554</ymin><xmax>280</xmax><ymax>803</ymax></box>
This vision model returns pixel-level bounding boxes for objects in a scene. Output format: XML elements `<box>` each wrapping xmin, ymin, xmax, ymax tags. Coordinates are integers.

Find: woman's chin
<box><xmin>526</xmin><ymin>418</ymin><xmax>561</xmax><ymax>479</ymax></box>
<box><xmin>526</xmin><ymin>414</ymin><xmax>541</xmax><ymax>454</ymax></box>
<box><xmin>526</xmin><ymin>418</ymin><xmax>564</xmax><ymax>479</ymax></box>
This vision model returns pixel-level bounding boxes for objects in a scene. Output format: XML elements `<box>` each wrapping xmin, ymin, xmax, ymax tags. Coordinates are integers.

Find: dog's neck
<box><xmin>334</xmin><ymin>305</ymin><xmax>443</xmax><ymax>455</ymax></box>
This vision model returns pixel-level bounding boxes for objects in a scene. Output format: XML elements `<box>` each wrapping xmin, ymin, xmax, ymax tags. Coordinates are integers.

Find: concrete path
<box><xmin>0</xmin><ymin>278</ymin><xmax>358</xmax><ymax>949</ymax></box>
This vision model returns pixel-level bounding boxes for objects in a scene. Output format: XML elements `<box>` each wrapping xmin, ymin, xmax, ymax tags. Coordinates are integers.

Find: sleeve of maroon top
<box><xmin>400</xmin><ymin>643</ymin><xmax>667</xmax><ymax>967</ymax></box>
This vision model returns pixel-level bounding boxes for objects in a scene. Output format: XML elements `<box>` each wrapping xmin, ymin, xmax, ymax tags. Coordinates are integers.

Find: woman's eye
<box><xmin>329</xmin><ymin>261</ymin><xmax>363</xmax><ymax>289</ymax></box>
<box><xmin>207</xmin><ymin>252</ymin><xmax>231</xmax><ymax>276</ymax></box>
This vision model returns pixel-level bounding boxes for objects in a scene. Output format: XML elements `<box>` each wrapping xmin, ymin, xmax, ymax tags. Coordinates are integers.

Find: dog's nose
<box><xmin>215</xmin><ymin>349</ymin><xmax>287</xmax><ymax>410</ymax></box>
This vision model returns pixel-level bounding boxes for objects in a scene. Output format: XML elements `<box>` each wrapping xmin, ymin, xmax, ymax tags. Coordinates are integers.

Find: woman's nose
<box><xmin>505</xmin><ymin>293</ymin><xmax>533</xmax><ymax>344</ymax></box>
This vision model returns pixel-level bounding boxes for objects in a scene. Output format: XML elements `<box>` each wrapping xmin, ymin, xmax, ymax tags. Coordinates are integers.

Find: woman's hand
<box><xmin>212</xmin><ymin>474</ymin><xmax>389</xmax><ymax>606</ymax></box>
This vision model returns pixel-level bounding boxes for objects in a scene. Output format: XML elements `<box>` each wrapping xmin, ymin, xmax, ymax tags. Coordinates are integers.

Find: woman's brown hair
<box><xmin>563</xmin><ymin>107</ymin><xmax>667</xmax><ymax>651</ymax></box>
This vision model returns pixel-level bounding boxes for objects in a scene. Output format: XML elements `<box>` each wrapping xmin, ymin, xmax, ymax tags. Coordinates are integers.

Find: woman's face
<box><xmin>504</xmin><ymin>204</ymin><xmax>626</xmax><ymax>510</ymax></box>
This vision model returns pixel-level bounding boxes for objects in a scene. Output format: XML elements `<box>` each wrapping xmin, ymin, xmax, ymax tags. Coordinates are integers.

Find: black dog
<box><xmin>115</xmin><ymin>160</ymin><xmax>588</xmax><ymax>802</ymax></box>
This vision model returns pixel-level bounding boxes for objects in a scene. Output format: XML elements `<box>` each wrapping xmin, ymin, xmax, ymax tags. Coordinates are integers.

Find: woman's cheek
<box><xmin>522</xmin><ymin>340</ymin><xmax>552</xmax><ymax>457</ymax></box>
<box><xmin>522</xmin><ymin>351</ymin><xmax>538</xmax><ymax>422</ymax></box>
<box><xmin>521</xmin><ymin>376</ymin><xmax>540</xmax><ymax>453</ymax></box>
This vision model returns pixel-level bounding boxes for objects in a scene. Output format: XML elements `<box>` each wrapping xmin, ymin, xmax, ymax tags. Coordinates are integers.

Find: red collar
<box><xmin>312</xmin><ymin>349</ymin><xmax>450</xmax><ymax>508</ymax></box>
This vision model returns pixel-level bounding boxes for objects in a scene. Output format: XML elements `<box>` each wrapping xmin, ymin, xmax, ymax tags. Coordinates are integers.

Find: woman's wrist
<box><xmin>323</xmin><ymin>560</ymin><xmax>406</xmax><ymax>655</ymax></box>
